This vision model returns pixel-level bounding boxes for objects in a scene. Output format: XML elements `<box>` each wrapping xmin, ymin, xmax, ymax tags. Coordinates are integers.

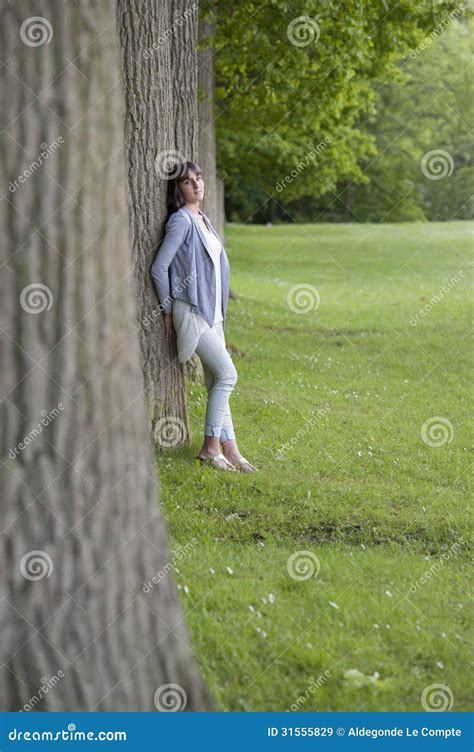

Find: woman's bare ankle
<box><xmin>221</xmin><ymin>441</ymin><xmax>241</xmax><ymax>462</ymax></box>
<box><xmin>199</xmin><ymin>438</ymin><xmax>221</xmax><ymax>458</ymax></box>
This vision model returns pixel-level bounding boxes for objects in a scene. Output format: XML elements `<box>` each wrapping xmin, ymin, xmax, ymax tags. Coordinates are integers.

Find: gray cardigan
<box><xmin>150</xmin><ymin>206</ymin><xmax>230</xmax><ymax>329</ymax></box>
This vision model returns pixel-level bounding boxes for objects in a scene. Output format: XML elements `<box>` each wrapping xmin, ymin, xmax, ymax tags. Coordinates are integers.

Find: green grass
<box><xmin>155</xmin><ymin>220</ymin><xmax>473</xmax><ymax>712</ymax></box>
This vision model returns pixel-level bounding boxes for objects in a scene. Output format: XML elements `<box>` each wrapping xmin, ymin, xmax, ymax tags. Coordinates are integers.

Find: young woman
<box><xmin>151</xmin><ymin>161</ymin><xmax>257</xmax><ymax>473</ymax></box>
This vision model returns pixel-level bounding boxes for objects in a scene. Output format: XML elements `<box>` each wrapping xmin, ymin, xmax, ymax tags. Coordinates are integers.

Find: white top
<box><xmin>171</xmin><ymin>226</ymin><xmax>223</xmax><ymax>364</ymax></box>
<box><xmin>203</xmin><ymin>229</ymin><xmax>223</xmax><ymax>325</ymax></box>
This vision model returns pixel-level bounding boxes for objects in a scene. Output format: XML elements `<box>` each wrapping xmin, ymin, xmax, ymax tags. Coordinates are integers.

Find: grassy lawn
<box><xmin>155</xmin><ymin>220</ymin><xmax>472</xmax><ymax>712</ymax></box>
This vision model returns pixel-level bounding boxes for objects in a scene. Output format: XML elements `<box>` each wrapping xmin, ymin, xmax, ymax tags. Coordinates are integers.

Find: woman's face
<box><xmin>179</xmin><ymin>169</ymin><xmax>204</xmax><ymax>204</ymax></box>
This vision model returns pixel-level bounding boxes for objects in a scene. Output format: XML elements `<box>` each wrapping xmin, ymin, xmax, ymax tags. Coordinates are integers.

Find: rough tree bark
<box><xmin>0</xmin><ymin>0</ymin><xmax>212</xmax><ymax>711</ymax></box>
<box><xmin>118</xmin><ymin>0</ymin><xmax>203</xmax><ymax>445</ymax></box>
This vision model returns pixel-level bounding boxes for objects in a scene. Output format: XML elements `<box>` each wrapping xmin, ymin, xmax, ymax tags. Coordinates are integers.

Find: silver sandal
<box><xmin>195</xmin><ymin>452</ymin><xmax>237</xmax><ymax>471</ymax></box>
<box><xmin>232</xmin><ymin>455</ymin><xmax>259</xmax><ymax>473</ymax></box>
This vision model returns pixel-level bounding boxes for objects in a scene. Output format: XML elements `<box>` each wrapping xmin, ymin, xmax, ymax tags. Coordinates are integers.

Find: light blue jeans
<box><xmin>194</xmin><ymin>321</ymin><xmax>237</xmax><ymax>442</ymax></box>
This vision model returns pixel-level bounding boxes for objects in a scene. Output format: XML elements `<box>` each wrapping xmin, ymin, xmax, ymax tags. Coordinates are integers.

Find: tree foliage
<box><xmin>200</xmin><ymin>0</ymin><xmax>467</xmax><ymax>222</ymax></box>
<box><xmin>310</xmin><ymin>16</ymin><xmax>473</xmax><ymax>222</ymax></box>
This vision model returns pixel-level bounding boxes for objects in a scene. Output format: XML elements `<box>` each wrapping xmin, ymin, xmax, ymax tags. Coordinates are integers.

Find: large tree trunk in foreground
<box><xmin>0</xmin><ymin>0</ymin><xmax>212</xmax><ymax>711</ymax></box>
<box><xmin>119</xmin><ymin>0</ymin><xmax>201</xmax><ymax>445</ymax></box>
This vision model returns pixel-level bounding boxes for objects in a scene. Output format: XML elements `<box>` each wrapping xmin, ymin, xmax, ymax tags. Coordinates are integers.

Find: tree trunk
<box><xmin>118</xmin><ymin>0</ymin><xmax>202</xmax><ymax>445</ymax></box>
<box><xmin>198</xmin><ymin>13</ymin><xmax>233</xmax><ymax>311</ymax></box>
<box><xmin>0</xmin><ymin>0</ymin><xmax>212</xmax><ymax>712</ymax></box>
<box><xmin>198</xmin><ymin>13</ymin><xmax>225</xmax><ymax>238</ymax></box>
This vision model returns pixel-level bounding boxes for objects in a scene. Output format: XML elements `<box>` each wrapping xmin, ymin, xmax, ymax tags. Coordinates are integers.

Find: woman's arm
<box><xmin>150</xmin><ymin>212</ymin><xmax>189</xmax><ymax>313</ymax></box>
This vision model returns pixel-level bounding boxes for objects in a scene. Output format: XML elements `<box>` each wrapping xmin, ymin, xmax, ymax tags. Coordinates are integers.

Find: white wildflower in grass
<box><xmin>343</xmin><ymin>669</ymin><xmax>379</xmax><ymax>689</ymax></box>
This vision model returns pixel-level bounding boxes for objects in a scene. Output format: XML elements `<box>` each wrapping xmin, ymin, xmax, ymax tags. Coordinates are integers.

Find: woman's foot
<box><xmin>197</xmin><ymin>437</ymin><xmax>223</xmax><ymax>462</ymax></box>
<box><xmin>231</xmin><ymin>456</ymin><xmax>259</xmax><ymax>472</ymax></box>
<box><xmin>221</xmin><ymin>440</ymin><xmax>258</xmax><ymax>472</ymax></box>
<box><xmin>196</xmin><ymin>448</ymin><xmax>237</xmax><ymax>471</ymax></box>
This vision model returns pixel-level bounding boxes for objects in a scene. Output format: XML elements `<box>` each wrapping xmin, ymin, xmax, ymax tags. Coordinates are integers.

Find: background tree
<box><xmin>198</xmin><ymin>11</ymin><xmax>225</xmax><ymax>238</ymax></box>
<box><xmin>310</xmin><ymin>16</ymin><xmax>473</xmax><ymax>222</ymax></box>
<box><xmin>201</xmin><ymin>0</ymin><xmax>463</xmax><ymax>222</ymax></box>
<box><xmin>1</xmin><ymin>0</ymin><xmax>212</xmax><ymax>711</ymax></box>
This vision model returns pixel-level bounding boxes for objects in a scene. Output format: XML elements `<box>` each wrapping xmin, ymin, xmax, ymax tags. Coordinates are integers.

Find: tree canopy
<box><xmin>200</xmin><ymin>0</ymin><xmax>470</xmax><ymax>222</ymax></box>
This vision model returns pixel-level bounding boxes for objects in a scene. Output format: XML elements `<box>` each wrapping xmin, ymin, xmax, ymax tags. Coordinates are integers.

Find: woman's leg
<box><xmin>195</xmin><ymin>324</ymin><xmax>237</xmax><ymax>456</ymax></box>
<box><xmin>197</xmin><ymin>323</ymin><xmax>257</xmax><ymax>470</ymax></box>
<box><xmin>211</xmin><ymin>324</ymin><xmax>243</xmax><ymax>461</ymax></box>
<box><xmin>202</xmin><ymin>361</ymin><xmax>236</xmax><ymax>443</ymax></box>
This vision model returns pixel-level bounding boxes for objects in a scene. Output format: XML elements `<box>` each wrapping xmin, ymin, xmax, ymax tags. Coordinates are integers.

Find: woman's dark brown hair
<box><xmin>165</xmin><ymin>161</ymin><xmax>203</xmax><ymax>220</ymax></box>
